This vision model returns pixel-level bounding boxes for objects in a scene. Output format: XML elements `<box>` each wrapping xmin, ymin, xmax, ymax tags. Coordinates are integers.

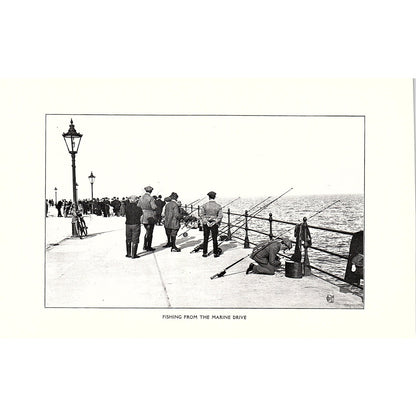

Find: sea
<box><xmin>214</xmin><ymin>194</ymin><xmax>364</xmax><ymax>280</ymax></box>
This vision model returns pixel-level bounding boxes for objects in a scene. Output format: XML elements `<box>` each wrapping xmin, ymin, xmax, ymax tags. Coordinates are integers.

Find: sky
<box><xmin>45</xmin><ymin>114</ymin><xmax>364</xmax><ymax>203</ymax></box>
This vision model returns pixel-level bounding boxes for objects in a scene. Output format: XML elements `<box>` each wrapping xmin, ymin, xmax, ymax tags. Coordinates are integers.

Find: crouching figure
<box><xmin>246</xmin><ymin>237</ymin><xmax>293</xmax><ymax>275</ymax></box>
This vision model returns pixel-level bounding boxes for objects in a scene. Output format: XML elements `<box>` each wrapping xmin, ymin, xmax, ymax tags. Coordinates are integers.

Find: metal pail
<box><xmin>285</xmin><ymin>261</ymin><xmax>303</xmax><ymax>278</ymax></box>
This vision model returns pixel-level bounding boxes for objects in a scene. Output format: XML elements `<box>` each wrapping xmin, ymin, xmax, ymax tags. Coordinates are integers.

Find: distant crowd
<box><xmin>46</xmin><ymin>195</ymin><xmax>189</xmax><ymax>223</ymax></box>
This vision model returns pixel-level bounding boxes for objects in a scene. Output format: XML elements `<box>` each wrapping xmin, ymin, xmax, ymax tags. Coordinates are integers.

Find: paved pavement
<box><xmin>45</xmin><ymin>216</ymin><xmax>364</xmax><ymax>308</ymax></box>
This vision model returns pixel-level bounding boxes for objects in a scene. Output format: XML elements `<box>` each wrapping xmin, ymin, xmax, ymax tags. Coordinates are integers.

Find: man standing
<box><xmin>163</xmin><ymin>192</ymin><xmax>182</xmax><ymax>252</ymax></box>
<box><xmin>139</xmin><ymin>186</ymin><xmax>158</xmax><ymax>251</ymax></box>
<box><xmin>56</xmin><ymin>200</ymin><xmax>63</xmax><ymax>217</ymax></box>
<box><xmin>155</xmin><ymin>195</ymin><xmax>165</xmax><ymax>225</ymax></box>
<box><xmin>125</xmin><ymin>195</ymin><xmax>143</xmax><ymax>259</ymax></box>
<box><xmin>246</xmin><ymin>237</ymin><xmax>292</xmax><ymax>275</ymax></box>
<box><xmin>200</xmin><ymin>191</ymin><xmax>223</xmax><ymax>257</ymax></box>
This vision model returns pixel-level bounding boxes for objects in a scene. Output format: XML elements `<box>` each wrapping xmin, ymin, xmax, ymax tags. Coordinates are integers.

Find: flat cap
<box><xmin>170</xmin><ymin>192</ymin><xmax>178</xmax><ymax>200</ymax></box>
<box><xmin>144</xmin><ymin>186</ymin><xmax>153</xmax><ymax>192</ymax></box>
<box><xmin>281</xmin><ymin>237</ymin><xmax>293</xmax><ymax>250</ymax></box>
<box><xmin>207</xmin><ymin>191</ymin><xmax>216</xmax><ymax>198</ymax></box>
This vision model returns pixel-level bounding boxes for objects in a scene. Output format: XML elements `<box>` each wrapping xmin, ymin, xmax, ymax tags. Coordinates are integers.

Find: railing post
<box><xmin>244</xmin><ymin>210</ymin><xmax>250</xmax><ymax>248</ymax></box>
<box><xmin>190</xmin><ymin>204</ymin><xmax>193</xmax><ymax>213</ymax></box>
<box><xmin>185</xmin><ymin>204</ymin><xmax>188</xmax><ymax>212</ymax></box>
<box><xmin>269</xmin><ymin>212</ymin><xmax>273</xmax><ymax>240</ymax></box>
<box><xmin>302</xmin><ymin>217</ymin><xmax>312</xmax><ymax>276</ymax></box>
<box><xmin>227</xmin><ymin>208</ymin><xmax>232</xmax><ymax>240</ymax></box>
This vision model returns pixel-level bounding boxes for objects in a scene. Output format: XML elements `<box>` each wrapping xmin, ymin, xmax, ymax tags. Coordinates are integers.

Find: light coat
<box><xmin>139</xmin><ymin>193</ymin><xmax>157</xmax><ymax>225</ymax></box>
<box><xmin>164</xmin><ymin>200</ymin><xmax>181</xmax><ymax>230</ymax></box>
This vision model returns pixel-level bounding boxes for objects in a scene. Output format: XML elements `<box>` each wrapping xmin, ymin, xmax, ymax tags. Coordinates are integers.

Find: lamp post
<box><xmin>62</xmin><ymin>119</ymin><xmax>83</xmax><ymax>236</ymax></box>
<box><xmin>88</xmin><ymin>171</ymin><xmax>95</xmax><ymax>214</ymax></box>
<box><xmin>54</xmin><ymin>187</ymin><xmax>57</xmax><ymax>205</ymax></box>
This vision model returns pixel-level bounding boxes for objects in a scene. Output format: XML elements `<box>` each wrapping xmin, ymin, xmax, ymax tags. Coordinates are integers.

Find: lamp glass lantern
<box><xmin>88</xmin><ymin>172</ymin><xmax>96</xmax><ymax>185</ymax></box>
<box><xmin>62</xmin><ymin>119</ymin><xmax>83</xmax><ymax>154</ymax></box>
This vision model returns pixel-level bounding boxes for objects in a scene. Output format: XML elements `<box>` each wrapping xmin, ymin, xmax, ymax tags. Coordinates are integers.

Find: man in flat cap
<box><xmin>125</xmin><ymin>195</ymin><xmax>143</xmax><ymax>259</ymax></box>
<box><xmin>200</xmin><ymin>191</ymin><xmax>223</xmax><ymax>257</ymax></box>
<box><xmin>246</xmin><ymin>237</ymin><xmax>293</xmax><ymax>275</ymax></box>
<box><xmin>163</xmin><ymin>192</ymin><xmax>182</xmax><ymax>252</ymax></box>
<box><xmin>139</xmin><ymin>186</ymin><xmax>158</xmax><ymax>251</ymax></box>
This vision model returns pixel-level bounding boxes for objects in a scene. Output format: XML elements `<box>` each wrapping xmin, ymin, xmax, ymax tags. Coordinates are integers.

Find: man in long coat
<box><xmin>163</xmin><ymin>192</ymin><xmax>182</xmax><ymax>252</ymax></box>
<box><xmin>139</xmin><ymin>186</ymin><xmax>158</xmax><ymax>251</ymax></box>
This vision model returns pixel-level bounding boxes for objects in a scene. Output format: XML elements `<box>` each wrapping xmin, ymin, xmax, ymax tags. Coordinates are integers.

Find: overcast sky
<box><xmin>46</xmin><ymin>114</ymin><xmax>364</xmax><ymax>202</ymax></box>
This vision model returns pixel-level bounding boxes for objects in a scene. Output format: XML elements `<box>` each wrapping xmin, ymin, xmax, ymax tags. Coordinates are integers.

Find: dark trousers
<box><xmin>143</xmin><ymin>224</ymin><xmax>155</xmax><ymax>248</ymax></box>
<box><xmin>126</xmin><ymin>224</ymin><xmax>141</xmax><ymax>244</ymax></box>
<box><xmin>203</xmin><ymin>224</ymin><xmax>219</xmax><ymax>254</ymax></box>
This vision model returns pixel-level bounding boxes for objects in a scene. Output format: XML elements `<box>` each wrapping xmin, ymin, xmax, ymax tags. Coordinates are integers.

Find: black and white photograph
<box><xmin>45</xmin><ymin>113</ymin><xmax>364</xmax><ymax>309</ymax></box>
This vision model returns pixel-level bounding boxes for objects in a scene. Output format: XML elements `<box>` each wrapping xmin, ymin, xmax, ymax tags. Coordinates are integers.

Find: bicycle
<box><xmin>75</xmin><ymin>212</ymin><xmax>88</xmax><ymax>239</ymax></box>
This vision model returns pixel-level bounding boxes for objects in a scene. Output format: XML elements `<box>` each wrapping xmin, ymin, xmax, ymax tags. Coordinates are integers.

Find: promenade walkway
<box><xmin>45</xmin><ymin>216</ymin><xmax>364</xmax><ymax>308</ymax></box>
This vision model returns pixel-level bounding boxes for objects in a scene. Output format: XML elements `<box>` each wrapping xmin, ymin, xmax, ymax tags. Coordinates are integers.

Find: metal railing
<box><xmin>221</xmin><ymin>208</ymin><xmax>362</xmax><ymax>288</ymax></box>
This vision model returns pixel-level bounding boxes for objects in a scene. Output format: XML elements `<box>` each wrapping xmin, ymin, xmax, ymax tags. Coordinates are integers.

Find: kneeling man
<box><xmin>246</xmin><ymin>237</ymin><xmax>292</xmax><ymax>275</ymax></box>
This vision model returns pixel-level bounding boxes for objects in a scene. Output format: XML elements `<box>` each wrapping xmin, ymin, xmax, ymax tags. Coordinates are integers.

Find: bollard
<box><xmin>244</xmin><ymin>210</ymin><xmax>250</xmax><ymax>248</ymax></box>
<box><xmin>269</xmin><ymin>212</ymin><xmax>273</xmax><ymax>240</ymax></box>
<box><xmin>227</xmin><ymin>208</ymin><xmax>232</xmax><ymax>240</ymax></box>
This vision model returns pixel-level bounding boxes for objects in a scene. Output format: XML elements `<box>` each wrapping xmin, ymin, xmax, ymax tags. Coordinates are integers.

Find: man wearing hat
<box><xmin>125</xmin><ymin>195</ymin><xmax>143</xmax><ymax>259</ymax></box>
<box><xmin>139</xmin><ymin>186</ymin><xmax>158</xmax><ymax>251</ymax></box>
<box><xmin>246</xmin><ymin>237</ymin><xmax>293</xmax><ymax>275</ymax></box>
<box><xmin>200</xmin><ymin>191</ymin><xmax>223</xmax><ymax>257</ymax></box>
<box><xmin>163</xmin><ymin>192</ymin><xmax>182</xmax><ymax>252</ymax></box>
<box><xmin>155</xmin><ymin>195</ymin><xmax>165</xmax><ymax>225</ymax></box>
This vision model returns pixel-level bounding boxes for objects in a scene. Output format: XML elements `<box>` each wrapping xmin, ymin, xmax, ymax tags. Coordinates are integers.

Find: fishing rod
<box><xmin>276</xmin><ymin>199</ymin><xmax>341</xmax><ymax>240</ymax></box>
<box><xmin>178</xmin><ymin>196</ymin><xmax>241</xmax><ymax>239</ymax></box>
<box><xmin>210</xmin><ymin>254</ymin><xmax>251</xmax><ymax>279</ymax></box>
<box><xmin>206</xmin><ymin>187</ymin><xmax>293</xmax><ymax>256</ymax></box>
<box><xmin>189</xmin><ymin>195</ymin><xmax>272</xmax><ymax>253</ymax></box>
<box><xmin>216</xmin><ymin>196</ymin><xmax>273</xmax><ymax>237</ymax></box>
<box><xmin>187</xmin><ymin>197</ymin><xmax>203</xmax><ymax>207</ymax></box>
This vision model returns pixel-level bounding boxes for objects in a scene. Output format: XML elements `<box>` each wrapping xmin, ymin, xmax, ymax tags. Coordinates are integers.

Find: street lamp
<box><xmin>88</xmin><ymin>171</ymin><xmax>95</xmax><ymax>214</ymax></box>
<box><xmin>54</xmin><ymin>187</ymin><xmax>57</xmax><ymax>205</ymax></box>
<box><xmin>62</xmin><ymin>119</ymin><xmax>83</xmax><ymax>236</ymax></box>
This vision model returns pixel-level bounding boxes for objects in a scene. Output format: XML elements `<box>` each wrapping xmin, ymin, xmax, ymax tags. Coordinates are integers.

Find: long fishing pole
<box><xmin>179</xmin><ymin>196</ymin><xmax>240</xmax><ymax>239</ymax></box>
<box><xmin>276</xmin><ymin>199</ymin><xmax>341</xmax><ymax>239</ymax></box>
<box><xmin>189</xmin><ymin>195</ymin><xmax>272</xmax><ymax>253</ymax></box>
<box><xmin>207</xmin><ymin>187</ymin><xmax>293</xmax><ymax>256</ymax></box>
<box><xmin>187</xmin><ymin>197</ymin><xmax>203</xmax><ymax>206</ymax></box>
<box><xmin>210</xmin><ymin>254</ymin><xmax>250</xmax><ymax>279</ymax></box>
<box><xmin>216</xmin><ymin>196</ymin><xmax>272</xmax><ymax>236</ymax></box>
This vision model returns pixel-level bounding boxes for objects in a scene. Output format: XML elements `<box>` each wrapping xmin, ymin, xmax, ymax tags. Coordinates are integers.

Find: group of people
<box><xmin>124</xmin><ymin>187</ymin><xmax>223</xmax><ymax>259</ymax></box>
<box><xmin>48</xmin><ymin>187</ymin><xmax>294</xmax><ymax>275</ymax></box>
<box><xmin>124</xmin><ymin>186</ymin><xmax>291</xmax><ymax>275</ymax></box>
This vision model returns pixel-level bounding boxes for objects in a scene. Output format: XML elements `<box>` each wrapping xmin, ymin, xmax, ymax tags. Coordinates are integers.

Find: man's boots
<box><xmin>131</xmin><ymin>243</ymin><xmax>139</xmax><ymax>259</ymax></box>
<box><xmin>170</xmin><ymin>236</ymin><xmax>181</xmax><ymax>252</ymax></box>
<box><xmin>147</xmin><ymin>234</ymin><xmax>155</xmax><ymax>251</ymax></box>
<box><xmin>126</xmin><ymin>242</ymin><xmax>132</xmax><ymax>258</ymax></box>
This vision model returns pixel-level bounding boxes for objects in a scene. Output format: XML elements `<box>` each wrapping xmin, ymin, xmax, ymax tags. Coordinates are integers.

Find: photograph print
<box><xmin>45</xmin><ymin>114</ymin><xmax>364</xmax><ymax>309</ymax></box>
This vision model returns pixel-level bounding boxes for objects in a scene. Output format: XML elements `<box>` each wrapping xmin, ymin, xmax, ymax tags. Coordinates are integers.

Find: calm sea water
<box><xmin>214</xmin><ymin>194</ymin><xmax>364</xmax><ymax>279</ymax></box>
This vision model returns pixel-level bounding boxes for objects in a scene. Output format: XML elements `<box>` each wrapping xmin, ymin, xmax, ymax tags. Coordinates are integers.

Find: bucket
<box><xmin>285</xmin><ymin>261</ymin><xmax>303</xmax><ymax>278</ymax></box>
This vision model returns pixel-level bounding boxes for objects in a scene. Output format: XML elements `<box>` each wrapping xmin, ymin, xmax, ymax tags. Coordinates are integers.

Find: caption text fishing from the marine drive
<box><xmin>162</xmin><ymin>314</ymin><xmax>247</xmax><ymax>320</ymax></box>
